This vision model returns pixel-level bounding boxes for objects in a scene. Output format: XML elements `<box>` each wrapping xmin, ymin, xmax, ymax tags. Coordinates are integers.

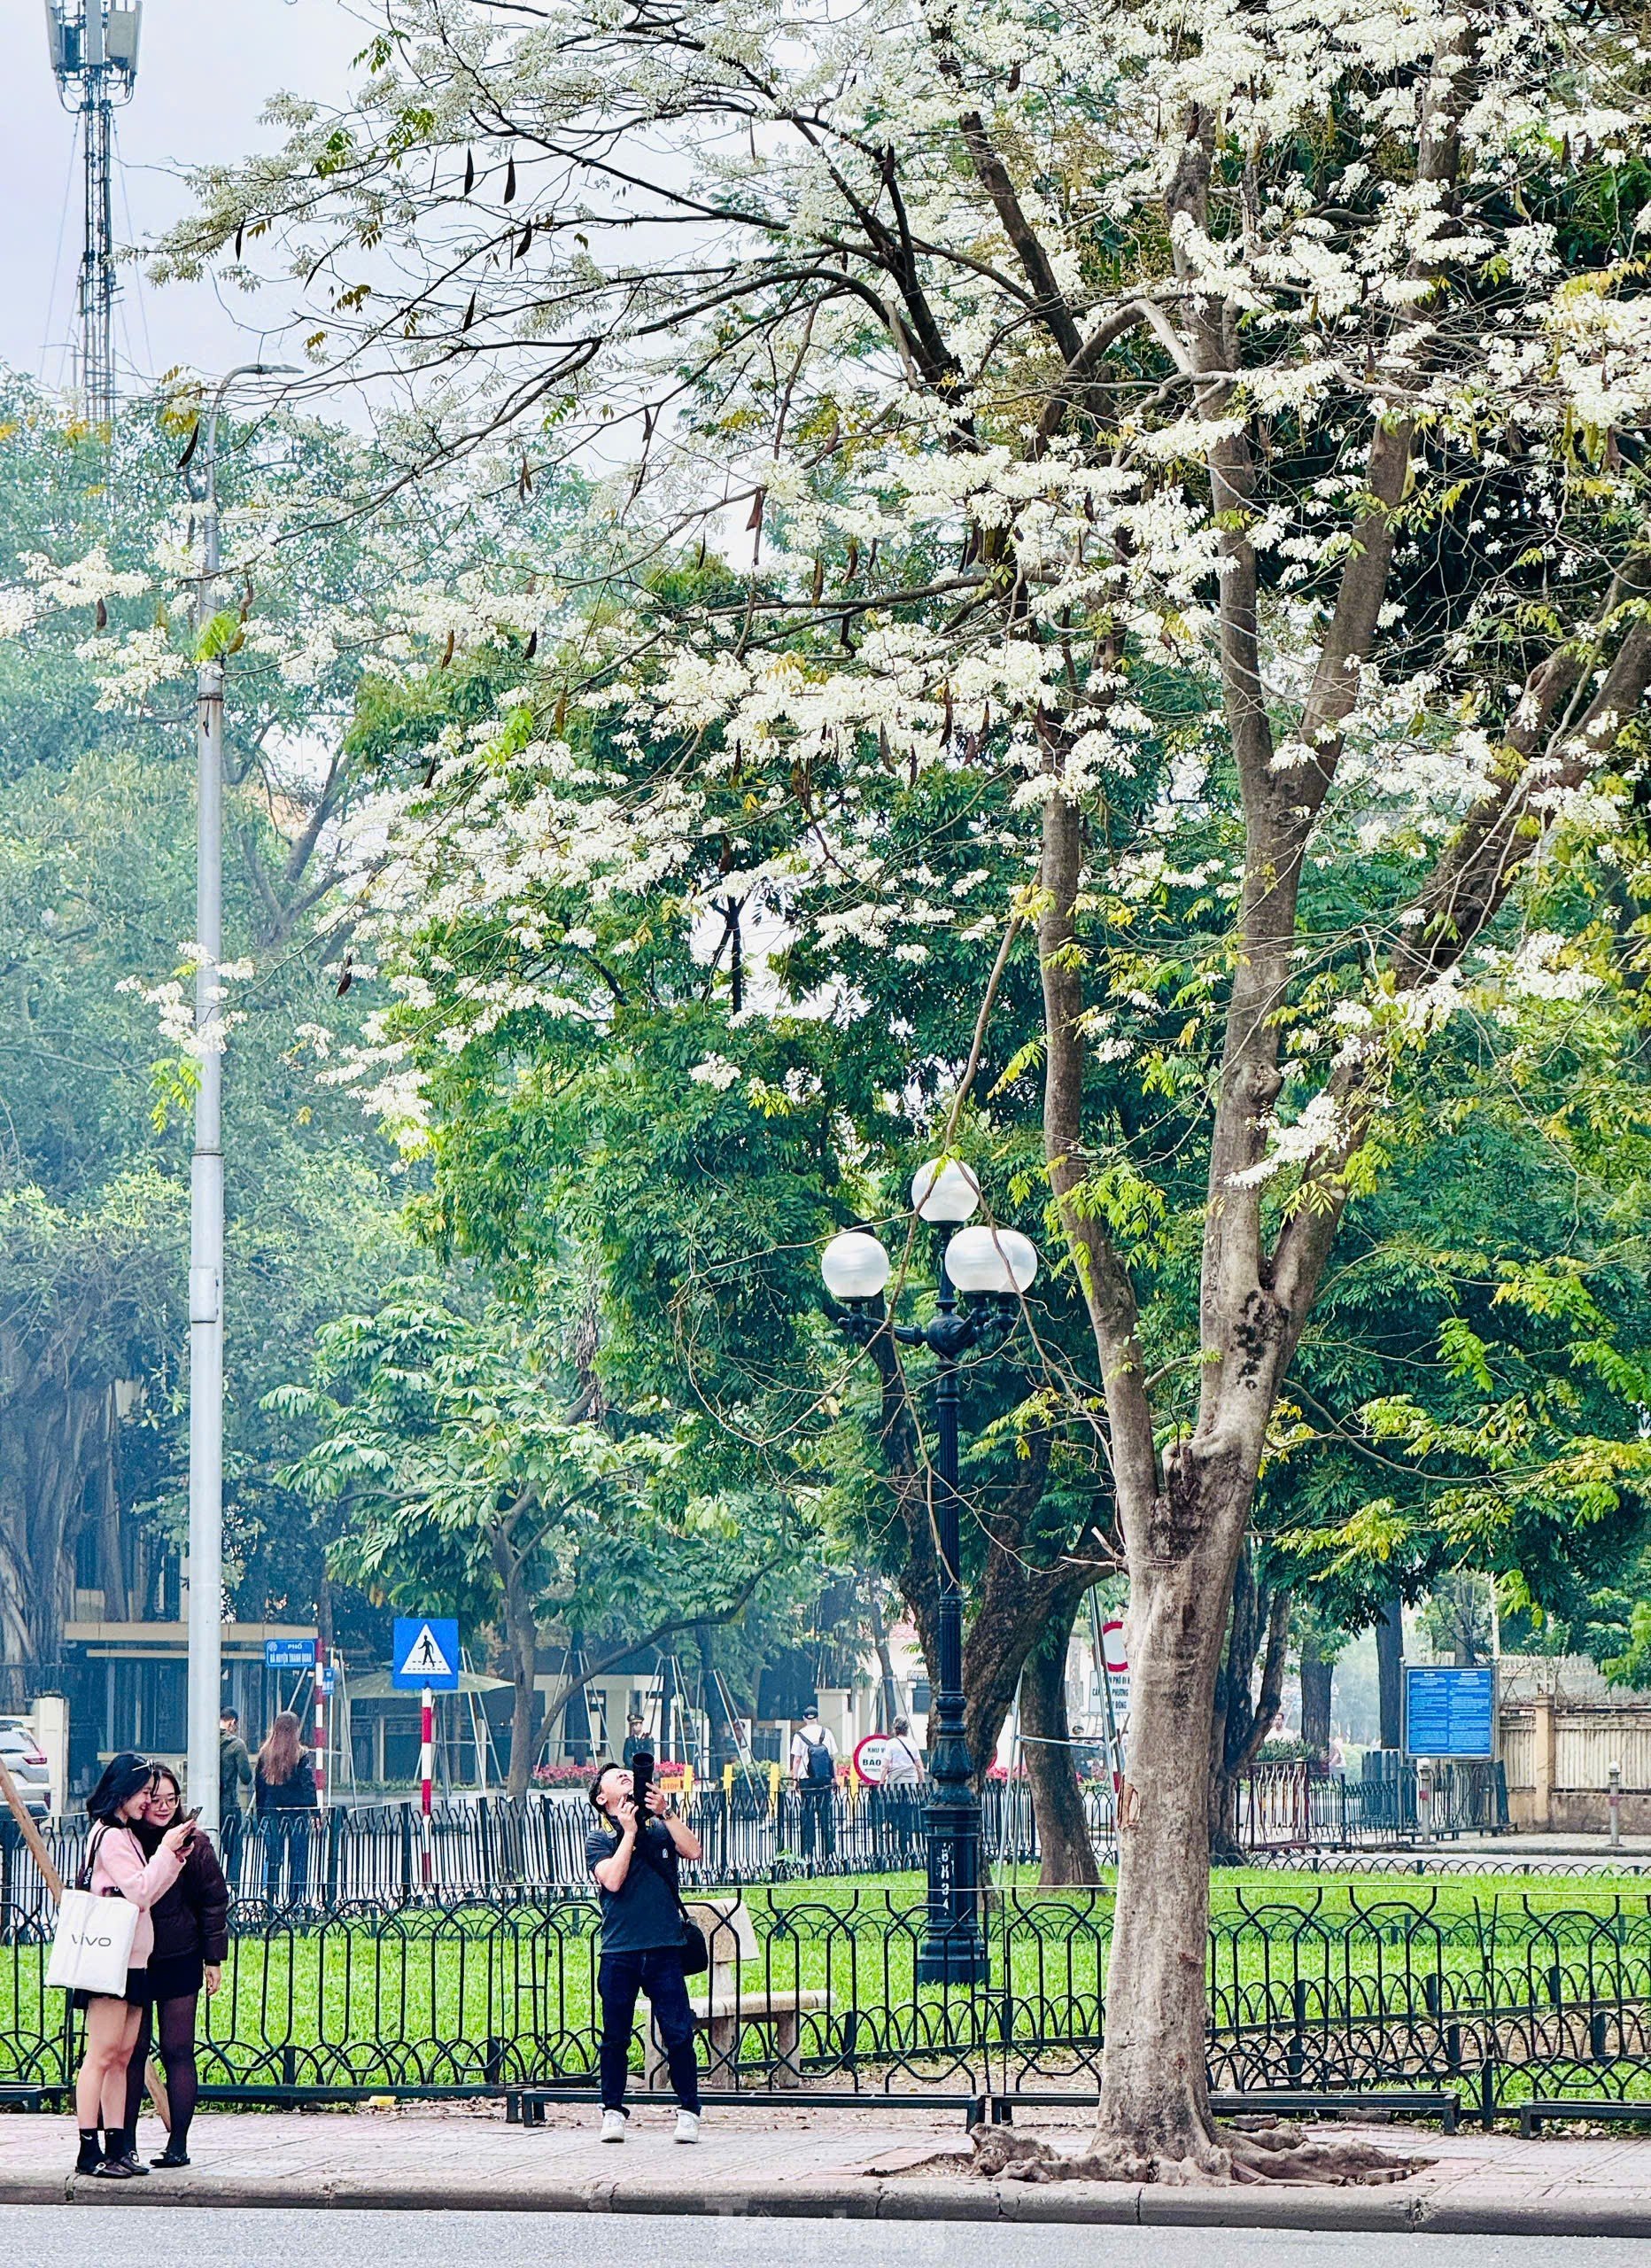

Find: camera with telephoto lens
<box><xmin>630</xmin><ymin>1749</ymin><xmax>654</xmax><ymax>1811</ymax></box>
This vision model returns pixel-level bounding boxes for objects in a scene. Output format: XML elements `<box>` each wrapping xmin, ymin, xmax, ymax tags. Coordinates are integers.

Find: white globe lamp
<box><xmin>911</xmin><ymin>1157</ymin><xmax>981</xmax><ymax>1223</ymax></box>
<box><xmin>943</xmin><ymin>1224</ymin><xmax>1038</xmax><ymax>1296</ymax></box>
<box><xmin>820</xmin><ymin>1230</ymin><xmax>893</xmax><ymax>1302</ymax></box>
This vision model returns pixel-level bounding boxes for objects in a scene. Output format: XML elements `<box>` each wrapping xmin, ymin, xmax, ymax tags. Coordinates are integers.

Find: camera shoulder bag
<box><xmin>628</xmin><ymin>1821</ymin><xmax>709</xmax><ymax>1977</ymax></box>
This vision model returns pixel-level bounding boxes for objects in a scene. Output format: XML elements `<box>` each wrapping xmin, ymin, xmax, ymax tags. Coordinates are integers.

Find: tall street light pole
<box><xmin>821</xmin><ymin>1162</ymin><xmax>1038</xmax><ymax>1986</ymax></box>
<box><xmin>184</xmin><ymin>363</ymin><xmax>293</xmax><ymax>1837</ymax></box>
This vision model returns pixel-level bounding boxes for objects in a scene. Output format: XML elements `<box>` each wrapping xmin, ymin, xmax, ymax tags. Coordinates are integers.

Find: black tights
<box><xmin>123</xmin><ymin>1993</ymin><xmax>199</xmax><ymax>2146</ymax></box>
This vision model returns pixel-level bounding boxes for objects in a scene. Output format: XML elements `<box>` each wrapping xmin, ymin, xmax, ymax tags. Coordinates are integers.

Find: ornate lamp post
<box><xmin>820</xmin><ymin>1161</ymin><xmax>1037</xmax><ymax>1986</ymax></box>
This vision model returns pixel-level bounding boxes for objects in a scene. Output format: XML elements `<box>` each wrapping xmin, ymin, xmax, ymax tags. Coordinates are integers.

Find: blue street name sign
<box><xmin>391</xmin><ymin>1616</ymin><xmax>461</xmax><ymax>1692</ymax></box>
<box><xmin>264</xmin><ymin>1638</ymin><xmax>316</xmax><ymax>1670</ymax></box>
<box><xmin>1404</xmin><ymin>1664</ymin><xmax>1496</xmax><ymax>1759</ymax></box>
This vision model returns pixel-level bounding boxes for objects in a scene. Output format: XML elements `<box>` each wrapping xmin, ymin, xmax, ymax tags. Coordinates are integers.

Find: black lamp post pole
<box><xmin>915</xmin><ymin>1254</ymin><xmax>988</xmax><ymax>1985</ymax></box>
<box><xmin>826</xmin><ymin>1223</ymin><xmax>1021</xmax><ymax>1989</ymax></box>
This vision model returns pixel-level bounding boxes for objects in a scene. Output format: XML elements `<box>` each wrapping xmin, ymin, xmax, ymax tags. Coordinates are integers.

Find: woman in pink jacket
<box><xmin>72</xmin><ymin>1752</ymin><xmax>196</xmax><ymax>2180</ymax></box>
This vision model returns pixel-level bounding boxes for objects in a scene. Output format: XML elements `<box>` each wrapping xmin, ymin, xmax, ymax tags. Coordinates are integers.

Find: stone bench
<box><xmin>1519</xmin><ymin>2099</ymin><xmax>1651</xmax><ymax>2136</ymax></box>
<box><xmin>643</xmin><ymin>1898</ymin><xmax>827</xmax><ymax>2091</ymax></box>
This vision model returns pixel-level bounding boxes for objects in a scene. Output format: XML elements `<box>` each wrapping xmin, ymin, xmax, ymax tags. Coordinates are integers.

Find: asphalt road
<box><xmin>4</xmin><ymin>2211</ymin><xmax>1647</xmax><ymax>2268</ymax></box>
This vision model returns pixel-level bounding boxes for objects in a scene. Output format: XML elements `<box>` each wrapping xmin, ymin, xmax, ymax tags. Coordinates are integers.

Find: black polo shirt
<box><xmin>585</xmin><ymin>1817</ymin><xmax>685</xmax><ymax>1953</ymax></box>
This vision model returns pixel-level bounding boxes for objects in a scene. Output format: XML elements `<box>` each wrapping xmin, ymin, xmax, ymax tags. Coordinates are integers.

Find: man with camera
<box><xmin>585</xmin><ymin>1751</ymin><xmax>704</xmax><ymax>2143</ymax></box>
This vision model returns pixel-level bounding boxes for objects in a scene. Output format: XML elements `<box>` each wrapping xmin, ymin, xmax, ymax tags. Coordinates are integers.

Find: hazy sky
<box><xmin>0</xmin><ymin>0</ymin><xmax>368</xmax><ymax>392</ymax></box>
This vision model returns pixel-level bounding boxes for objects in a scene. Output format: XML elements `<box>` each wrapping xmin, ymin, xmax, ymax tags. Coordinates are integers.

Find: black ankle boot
<box><xmin>94</xmin><ymin>2127</ymin><xmax>146</xmax><ymax>2178</ymax></box>
<box><xmin>74</xmin><ymin>2128</ymin><xmax>101</xmax><ymax>2174</ymax></box>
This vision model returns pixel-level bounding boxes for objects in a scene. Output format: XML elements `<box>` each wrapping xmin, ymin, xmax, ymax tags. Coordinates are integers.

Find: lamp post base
<box><xmin>914</xmin><ymin>1927</ymin><xmax>989</xmax><ymax>1989</ymax></box>
<box><xmin>918</xmin><ymin>1779</ymin><xmax>988</xmax><ymax>1990</ymax></box>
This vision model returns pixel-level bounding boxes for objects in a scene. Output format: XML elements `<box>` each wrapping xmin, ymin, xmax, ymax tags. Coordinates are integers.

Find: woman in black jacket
<box><xmin>124</xmin><ymin>1766</ymin><xmax>229</xmax><ymax>2168</ymax></box>
<box><xmin>254</xmin><ymin>1711</ymin><xmax>318</xmax><ymax>1911</ymax></box>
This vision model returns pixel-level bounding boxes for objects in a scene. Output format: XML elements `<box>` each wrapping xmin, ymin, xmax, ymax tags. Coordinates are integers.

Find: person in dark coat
<box><xmin>218</xmin><ymin>1708</ymin><xmax>252</xmax><ymax>1887</ymax></box>
<box><xmin>253</xmin><ymin>1711</ymin><xmax>319</xmax><ymax>1910</ymax></box>
<box><xmin>123</xmin><ymin>1766</ymin><xmax>230</xmax><ymax>2168</ymax></box>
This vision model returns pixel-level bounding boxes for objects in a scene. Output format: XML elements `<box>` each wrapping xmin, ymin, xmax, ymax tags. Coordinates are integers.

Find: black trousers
<box><xmin>260</xmin><ymin>1814</ymin><xmax>311</xmax><ymax>1907</ymax></box>
<box><xmin>799</xmin><ymin>1785</ymin><xmax>836</xmax><ymax>1859</ymax></box>
<box><xmin>597</xmin><ymin>1947</ymin><xmax>701</xmax><ymax>2114</ymax></box>
<box><xmin>221</xmin><ymin>1807</ymin><xmax>244</xmax><ymax>1892</ymax></box>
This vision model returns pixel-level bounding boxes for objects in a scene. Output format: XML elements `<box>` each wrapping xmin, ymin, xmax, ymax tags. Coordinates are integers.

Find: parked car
<box><xmin>0</xmin><ymin>1718</ymin><xmax>50</xmax><ymax>1821</ymax></box>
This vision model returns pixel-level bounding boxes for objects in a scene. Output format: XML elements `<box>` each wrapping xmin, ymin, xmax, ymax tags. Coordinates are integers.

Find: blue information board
<box><xmin>1404</xmin><ymin>1665</ymin><xmax>1496</xmax><ymax>1759</ymax></box>
<box><xmin>391</xmin><ymin>1616</ymin><xmax>461</xmax><ymax>1692</ymax></box>
<box><xmin>264</xmin><ymin>1638</ymin><xmax>316</xmax><ymax>1670</ymax></box>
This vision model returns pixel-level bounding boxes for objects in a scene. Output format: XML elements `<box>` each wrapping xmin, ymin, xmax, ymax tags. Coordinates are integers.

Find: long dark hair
<box><xmin>257</xmin><ymin>1711</ymin><xmax>306</xmax><ymax>1786</ymax></box>
<box><xmin>86</xmin><ymin>1751</ymin><xmax>150</xmax><ymax>1823</ymax></box>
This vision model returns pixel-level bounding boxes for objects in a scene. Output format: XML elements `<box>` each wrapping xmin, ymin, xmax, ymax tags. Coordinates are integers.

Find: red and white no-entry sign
<box><xmin>1100</xmin><ymin>1619</ymin><xmax>1128</xmax><ymax>1677</ymax></box>
<box><xmin>853</xmin><ymin>1734</ymin><xmax>891</xmax><ymax>1786</ymax></box>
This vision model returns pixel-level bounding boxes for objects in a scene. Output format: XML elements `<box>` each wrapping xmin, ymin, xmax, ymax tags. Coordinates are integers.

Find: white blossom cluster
<box><xmin>131</xmin><ymin>2</ymin><xmax>1651</xmax><ymax>1156</ymax></box>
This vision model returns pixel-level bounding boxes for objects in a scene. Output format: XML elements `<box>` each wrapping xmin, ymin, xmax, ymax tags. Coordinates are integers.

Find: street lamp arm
<box><xmin>893</xmin><ymin>1301</ymin><xmax>1017</xmax><ymax>1363</ymax></box>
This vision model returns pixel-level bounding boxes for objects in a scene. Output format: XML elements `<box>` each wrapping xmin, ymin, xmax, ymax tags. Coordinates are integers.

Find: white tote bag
<box><xmin>45</xmin><ymin>1829</ymin><xmax>139</xmax><ymax>1996</ymax></box>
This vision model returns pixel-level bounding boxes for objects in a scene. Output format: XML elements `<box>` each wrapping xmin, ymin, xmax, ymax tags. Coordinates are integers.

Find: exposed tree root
<box><xmin>960</xmin><ymin>2114</ymin><xmax>1430</xmax><ymax>2187</ymax></box>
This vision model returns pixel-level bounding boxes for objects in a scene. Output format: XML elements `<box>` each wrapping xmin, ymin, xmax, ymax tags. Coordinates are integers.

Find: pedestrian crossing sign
<box><xmin>391</xmin><ymin>1616</ymin><xmax>461</xmax><ymax>1691</ymax></box>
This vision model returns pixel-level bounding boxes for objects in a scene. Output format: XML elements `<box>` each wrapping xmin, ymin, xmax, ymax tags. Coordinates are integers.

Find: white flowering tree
<box><xmin>165</xmin><ymin>1</ymin><xmax>1651</xmax><ymax>2177</ymax></box>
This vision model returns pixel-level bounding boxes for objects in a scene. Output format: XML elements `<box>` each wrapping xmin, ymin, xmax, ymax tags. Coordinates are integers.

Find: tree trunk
<box><xmin>1299</xmin><ymin>1638</ymin><xmax>1332</xmax><ymax>1761</ymax></box>
<box><xmin>864</xmin><ymin>1576</ymin><xmax>901</xmax><ymax>1731</ymax></box>
<box><xmin>1207</xmin><ymin>1553</ymin><xmax>1291</xmax><ymax>1864</ymax></box>
<box><xmin>563</xmin><ymin>1627</ymin><xmax>593</xmax><ymax>1763</ymax></box>
<box><xmin>1020</xmin><ymin>1618</ymin><xmax>1100</xmax><ymax>1886</ymax></box>
<box><xmin>700</xmin><ymin>1622</ymin><xmax>739</xmax><ymax>1775</ymax></box>
<box><xmin>1376</xmin><ymin>1598</ymin><xmax>1405</xmax><ymax>1749</ymax></box>
<box><xmin>1095</xmin><ymin>1518</ymin><xmax>1244</xmax><ymax>2177</ymax></box>
<box><xmin>496</xmin><ymin>1542</ymin><xmax>539</xmax><ymax>1801</ymax></box>
<box><xmin>0</xmin><ymin>1365</ymin><xmax>100</xmax><ymax>1666</ymax></box>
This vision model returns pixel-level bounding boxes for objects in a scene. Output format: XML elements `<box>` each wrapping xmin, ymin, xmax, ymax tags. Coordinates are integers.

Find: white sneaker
<box><xmin>601</xmin><ymin>2109</ymin><xmax>627</xmax><ymax>2143</ymax></box>
<box><xmin>674</xmin><ymin>2110</ymin><xmax>701</xmax><ymax>2145</ymax></box>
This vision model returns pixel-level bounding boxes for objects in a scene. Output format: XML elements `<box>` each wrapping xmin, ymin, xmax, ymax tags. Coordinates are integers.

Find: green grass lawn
<box><xmin>4</xmin><ymin>1864</ymin><xmax>1647</xmax><ymax>2100</ymax></box>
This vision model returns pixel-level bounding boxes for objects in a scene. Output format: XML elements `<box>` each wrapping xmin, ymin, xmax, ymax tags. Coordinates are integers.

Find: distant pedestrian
<box><xmin>882</xmin><ymin>1717</ymin><xmax>926</xmax><ymax>1789</ymax></box>
<box><xmin>69</xmin><ymin>1753</ymin><xmax>194</xmax><ymax>2179</ymax></box>
<box><xmin>586</xmin><ymin>1759</ymin><xmax>704</xmax><ymax>2144</ymax></box>
<box><xmin>254</xmin><ymin>1712</ymin><xmax>318</xmax><ymax>1911</ymax></box>
<box><xmin>122</xmin><ymin>1766</ymin><xmax>229</xmax><ymax>2169</ymax></box>
<box><xmin>218</xmin><ymin>1708</ymin><xmax>252</xmax><ymax>1888</ymax></box>
<box><xmin>878</xmin><ymin>1715</ymin><xmax>925</xmax><ymax>1864</ymax></box>
<box><xmin>790</xmin><ymin>1705</ymin><xmax>838</xmax><ymax>1862</ymax></box>
<box><xmin>621</xmin><ymin>1714</ymin><xmax>649</xmax><ymax>1765</ymax></box>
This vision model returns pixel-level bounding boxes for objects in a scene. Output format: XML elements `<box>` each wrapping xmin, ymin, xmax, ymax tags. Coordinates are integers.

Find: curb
<box><xmin>3</xmin><ymin>2170</ymin><xmax>1649</xmax><ymax>2234</ymax></box>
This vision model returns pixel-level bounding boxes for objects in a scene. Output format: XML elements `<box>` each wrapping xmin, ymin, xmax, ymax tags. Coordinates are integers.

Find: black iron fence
<box><xmin>2</xmin><ymin>1787</ymin><xmax>939</xmax><ymax>1926</ymax></box>
<box><xmin>2</xmin><ymin>1884</ymin><xmax>1647</xmax><ymax>2120</ymax></box>
<box><xmin>1235</xmin><ymin>1759</ymin><xmax>1507</xmax><ymax>1848</ymax></box>
<box><xmin>0</xmin><ymin>1761</ymin><xmax>1510</xmax><ymax>1930</ymax></box>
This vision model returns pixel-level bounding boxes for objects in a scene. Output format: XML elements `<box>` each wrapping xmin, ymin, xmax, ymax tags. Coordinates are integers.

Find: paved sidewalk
<box><xmin>1438</xmin><ymin>1834</ymin><xmax>1651</xmax><ymax>1864</ymax></box>
<box><xmin>3</xmin><ymin>2104</ymin><xmax>1651</xmax><ymax>2233</ymax></box>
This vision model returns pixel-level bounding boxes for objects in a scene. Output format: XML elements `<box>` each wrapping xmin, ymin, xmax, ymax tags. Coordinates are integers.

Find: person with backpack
<box><xmin>789</xmin><ymin>1705</ymin><xmax>838</xmax><ymax>1861</ymax></box>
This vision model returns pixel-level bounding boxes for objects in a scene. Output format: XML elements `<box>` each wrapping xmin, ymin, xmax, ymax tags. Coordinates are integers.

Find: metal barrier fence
<box><xmin>0</xmin><ymin>1761</ymin><xmax>1508</xmax><ymax>1930</ymax></box>
<box><xmin>1</xmin><ymin>1884</ymin><xmax>1647</xmax><ymax>2119</ymax></box>
<box><xmin>1</xmin><ymin>1787</ymin><xmax>940</xmax><ymax>1927</ymax></box>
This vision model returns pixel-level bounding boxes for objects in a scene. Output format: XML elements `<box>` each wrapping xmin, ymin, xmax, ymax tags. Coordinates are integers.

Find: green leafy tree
<box><xmin>273</xmin><ymin>1290</ymin><xmax>808</xmax><ymax>1795</ymax></box>
<box><xmin>160</xmin><ymin>0</ymin><xmax>1651</xmax><ymax>2178</ymax></box>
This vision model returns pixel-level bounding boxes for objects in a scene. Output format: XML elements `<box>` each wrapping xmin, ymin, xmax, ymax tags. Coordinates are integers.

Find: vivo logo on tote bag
<box><xmin>45</xmin><ymin>1888</ymin><xmax>139</xmax><ymax>1997</ymax></box>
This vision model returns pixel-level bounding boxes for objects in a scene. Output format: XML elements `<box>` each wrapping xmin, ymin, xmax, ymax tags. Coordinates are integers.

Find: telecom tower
<box><xmin>45</xmin><ymin>3</ymin><xmax>143</xmax><ymax>435</ymax></box>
